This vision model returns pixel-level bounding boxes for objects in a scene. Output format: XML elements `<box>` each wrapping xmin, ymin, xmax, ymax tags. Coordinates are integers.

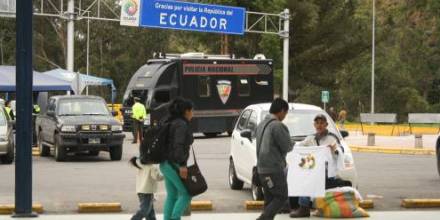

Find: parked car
<box><xmin>0</xmin><ymin>106</ymin><xmax>15</xmax><ymax>164</ymax></box>
<box><xmin>228</xmin><ymin>103</ymin><xmax>357</xmax><ymax>200</ymax></box>
<box><xmin>35</xmin><ymin>95</ymin><xmax>125</xmax><ymax>161</ymax></box>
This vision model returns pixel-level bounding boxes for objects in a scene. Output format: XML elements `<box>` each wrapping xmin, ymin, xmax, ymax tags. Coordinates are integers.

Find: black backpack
<box><xmin>140</xmin><ymin>120</ymin><xmax>171</xmax><ymax>164</ymax></box>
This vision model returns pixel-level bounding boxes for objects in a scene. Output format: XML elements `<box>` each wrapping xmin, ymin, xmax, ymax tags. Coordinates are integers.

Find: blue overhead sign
<box><xmin>139</xmin><ymin>0</ymin><xmax>246</xmax><ymax>35</ymax></box>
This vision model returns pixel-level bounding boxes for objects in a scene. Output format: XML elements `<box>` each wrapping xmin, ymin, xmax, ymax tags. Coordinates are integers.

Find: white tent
<box><xmin>43</xmin><ymin>68</ymin><xmax>116</xmax><ymax>101</ymax></box>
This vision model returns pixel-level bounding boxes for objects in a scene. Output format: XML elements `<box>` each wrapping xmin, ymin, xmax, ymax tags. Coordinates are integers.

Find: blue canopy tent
<box><xmin>43</xmin><ymin>68</ymin><xmax>117</xmax><ymax>102</ymax></box>
<box><xmin>0</xmin><ymin>65</ymin><xmax>72</xmax><ymax>91</ymax></box>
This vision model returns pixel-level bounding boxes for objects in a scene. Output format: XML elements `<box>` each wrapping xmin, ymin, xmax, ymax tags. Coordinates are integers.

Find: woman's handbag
<box><xmin>181</xmin><ymin>146</ymin><xmax>208</xmax><ymax>196</ymax></box>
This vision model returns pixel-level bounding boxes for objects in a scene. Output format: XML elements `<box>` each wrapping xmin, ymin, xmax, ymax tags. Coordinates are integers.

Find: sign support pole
<box><xmin>14</xmin><ymin>0</ymin><xmax>37</xmax><ymax>217</ymax></box>
<box><xmin>281</xmin><ymin>9</ymin><xmax>290</xmax><ymax>101</ymax></box>
<box><xmin>67</xmin><ymin>0</ymin><xmax>75</xmax><ymax>72</ymax></box>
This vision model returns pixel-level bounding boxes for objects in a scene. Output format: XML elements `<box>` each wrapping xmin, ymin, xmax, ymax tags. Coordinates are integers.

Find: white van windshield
<box><xmin>261</xmin><ymin>110</ymin><xmax>340</xmax><ymax>138</ymax></box>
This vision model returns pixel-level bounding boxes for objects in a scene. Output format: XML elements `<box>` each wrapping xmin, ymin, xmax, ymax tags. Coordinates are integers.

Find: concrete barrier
<box><xmin>359</xmin><ymin>200</ymin><xmax>374</xmax><ymax>209</ymax></box>
<box><xmin>191</xmin><ymin>201</ymin><xmax>213</xmax><ymax>211</ymax></box>
<box><xmin>77</xmin><ymin>203</ymin><xmax>121</xmax><ymax>213</ymax></box>
<box><xmin>401</xmin><ymin>199</ymin><xmax>440</xmax><ymax>208</ymax></box>
<box><xmin>0</xmin><ymin>203</ymin><xmax>44</xmax><ymax>214</ymax></box>
<box><xmin>367</xmin><ymin>133</ymin><xmax>375</xmax><ymax>146</ymax></box>
<box><xmin>414</xmin><ymin>134</ymin><xmax>423</xmax><ymax>149</ymax></box>
<box><xmin>32</xmin><ymin>150</ymin><xmax>40</xmax><ymax>156</ymax></box>
<box><xmin>245</xmin><ymin>200</ymin><xmax>264</xmax><ymax>210</ymax></box>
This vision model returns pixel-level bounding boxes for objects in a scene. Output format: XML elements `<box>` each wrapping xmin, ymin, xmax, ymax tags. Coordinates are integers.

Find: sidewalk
<box><xmin>345</xmin><ymin>132</ymin><xmax>437</xmax><ymax>149</ymax></box>
<box><xmin>3</xmin><ymin>212</ymin><xmax>440</xmax><ymax>220</ymax></box>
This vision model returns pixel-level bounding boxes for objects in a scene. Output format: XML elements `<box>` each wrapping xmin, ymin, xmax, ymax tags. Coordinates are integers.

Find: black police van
<box><xmin>122</xmin><ymin>53</ymin><xmax>274</xmax><ymax>137</ymax></box>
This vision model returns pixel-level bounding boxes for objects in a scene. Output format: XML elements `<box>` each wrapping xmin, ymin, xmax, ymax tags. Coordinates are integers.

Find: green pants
<box><xmin>160</xmin><ymin>161</ymin><xmax>191</xmax><ymax>220</ymax></box>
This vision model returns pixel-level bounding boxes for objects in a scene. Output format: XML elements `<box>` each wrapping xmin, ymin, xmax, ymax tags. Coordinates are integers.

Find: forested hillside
<box><xmin>1</xmin><ymin>0</ymin><xmax>439</xmax><ymax>120</ymax></box>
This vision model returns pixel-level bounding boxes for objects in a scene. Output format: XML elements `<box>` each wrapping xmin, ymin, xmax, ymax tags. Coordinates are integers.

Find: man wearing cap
<box><xmin>131</xmin><ymin>97</ymin><xmax>147</xmax><ymax>144</ymax></box>
<box><xmin>290</xmin><ymin>114</ymin><xmax>349</xmax><ymax>218</ymax></box>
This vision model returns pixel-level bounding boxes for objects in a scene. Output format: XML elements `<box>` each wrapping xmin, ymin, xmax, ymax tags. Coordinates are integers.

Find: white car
<box><xmin>228</xmin><ymin>103</ymin><xmax>357</xmax><ymax>200</ymax></box>
<box><xmin>0</xmin><ymin>106</ymin><xmax>15</xmax><ymax>164</ymax></box>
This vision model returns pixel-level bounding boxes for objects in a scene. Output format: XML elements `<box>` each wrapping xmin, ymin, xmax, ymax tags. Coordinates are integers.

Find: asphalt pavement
<box><xmin>0</xmin><ymin>132</ymin><xmax>439</xmax><ymax>214</ymax></box>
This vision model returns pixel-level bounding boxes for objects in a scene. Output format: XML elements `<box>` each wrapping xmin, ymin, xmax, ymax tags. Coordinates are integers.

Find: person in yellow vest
<box><xmin>5</xmin><ymin>100</ymin><xmax>15</xmax><ymax>120</ymax></box>
<box><xmin>132</xmin><ymin>97</ymin><xmax>147</xmax><ymax>144</ymax></box>
<box><xmin>33</xmin><ymin>104</ymin><xmax>41</xmax><ymax>114</ymax></box>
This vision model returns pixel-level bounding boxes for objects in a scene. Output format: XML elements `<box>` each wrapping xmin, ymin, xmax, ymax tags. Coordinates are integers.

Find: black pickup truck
<box><xmin>35</xmin><ymin>95</ymin><xmax>125</xmax><ymax>161</ymax></box>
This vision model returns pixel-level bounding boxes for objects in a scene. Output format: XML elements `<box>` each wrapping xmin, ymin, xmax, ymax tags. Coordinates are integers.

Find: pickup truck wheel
<box><xmin>38</xmin><ymin>132</ymin><xmax>50</xmax><ymax>157</ymax></box>
<box><xmin>229</xmin><ymin>159</ymin><xmax>244</xmax><ymax>190</ymax></box>
<box><xmin>54</xmin><ymin>134</ymin><xmax>67</xmax><ymax>162</ymax></box>
<box><xmin>0</xmin><ymin>141</ymin><xmax>14</xmax><ymax>164</ymax></box>
<box><xmin>110</xmin><ymin>145</ymin><xmax>122</xmax><ymax>161</ymax></box>
<box><xmin>251</xmin><ymin>183</ymin><xmax>264</xmax><ymax>201</ymax></box>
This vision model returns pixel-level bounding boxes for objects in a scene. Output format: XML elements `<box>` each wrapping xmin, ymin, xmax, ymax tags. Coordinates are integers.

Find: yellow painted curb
<box><xmin>190</xmin><ymin>200</ymin><xmax>213</xmax><ymax>211</ymax></box>
<box><xmin>245</xmin><ymin>200</ymin><xmax>373</xmax><ymax>210</ymax></box>
<box><xmin>350</xmin><ymin>146</ymin><xmax>435</xmax><ymax>156</ymax></box>
<box><xmin>0</xmin><ymin>203</ymin><xmax>44</xmax><ymax>215</ymax></box>
<box><xmin>77</xmin><ymin>203</ymin><xmax>121</xmax><ymax>213</ymax></box>
<box><xmin>359</xmin><ymin>200</ymin><xmax>374</xmax><ymax>209</ymax></box>
<box><xmin>245</xmin><ymin>200</ymin><xmax>264</xmax><ymax>210</ymax></box>
<box><xmin>401</xmin><ymin>199</ymin><xmax>440</xmax><ymax>208</ymax></box>
<box><xmin>32</xmin><ymin>148</ymin><xmax>40</xmax><ymax>156</ymax></box>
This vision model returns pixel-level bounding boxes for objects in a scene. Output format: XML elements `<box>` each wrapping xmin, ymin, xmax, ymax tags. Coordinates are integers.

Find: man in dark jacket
<box><xmin>256</xmin><ymin>98</ymin><xmax>293</xmax><ymax>220</ymax></box>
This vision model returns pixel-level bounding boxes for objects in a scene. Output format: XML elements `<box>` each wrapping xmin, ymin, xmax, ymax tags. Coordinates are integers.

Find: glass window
<box><xmin>157</xmin><ymin>65</ymin><xmax>176</xmax><ymax>86</ymax></box>
<box><xmin>127</xmin><ymin>90</ymin><xmax>148</xmax><ymax>106</ymax></box>
<box><xmin>47</xmin><ymin>99</ymin><xmax>56</xmax><ymax>112</ymax></box>
<box><xmin>238</xmin><ymin>77</ymin><xmax>250</xmax><ymax>97</ymax></box>
<box><xmin>237</xmin><ymin>110</ymin><xmax>251</xmax><ymax>130</ymax></box>
<box><xmin>247</xmin><ymin>111</ymin><xmax>258</xmax><ymax>137</ymax></box>
<box><xmin>154</xmin><ymin>90</ymin><xmax>170</xmax><ymax>104</ymax></box>
<box><xmin>199</xmin><ymin>76</ymin><xmax>211</xmax><ymax>97</ymax></box>
<box><xmin>261</xmin><ymin>110</ymin><xmax>340</xmax><ymax>138</ymax></box>
<box><xmin>58</xmin><ymin>99</ymin><xmax>109</xmax><ymax>116</ymax></box>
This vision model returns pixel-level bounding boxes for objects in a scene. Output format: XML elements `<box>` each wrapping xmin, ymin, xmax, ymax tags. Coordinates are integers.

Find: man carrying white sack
<box><xmin>289</xmin><ymin>114</ymin><xmax>352</xmax><ymax>218</ymax></box>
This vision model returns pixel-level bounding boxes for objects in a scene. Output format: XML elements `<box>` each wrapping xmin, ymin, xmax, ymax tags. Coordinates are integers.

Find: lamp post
<box><xmin>371</xmin><ymin>0</ymin><xmax>376</xmax><ymax>114</ymax></box>
<box><xmin>86</xmin><ymin>11</ymin><xmax>90</xmax><ymax>95</ymax></box>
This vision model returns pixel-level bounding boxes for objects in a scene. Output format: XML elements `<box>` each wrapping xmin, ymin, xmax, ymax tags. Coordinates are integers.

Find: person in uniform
<box><xmin>5</xmin><ymin>100</ymin><xmax>15</xmax><ymax>120</ymax></box>
<box><xmin>131</xmin><ymin>97</ymin><xmax>147</xmax><ymax>144</ymax></box>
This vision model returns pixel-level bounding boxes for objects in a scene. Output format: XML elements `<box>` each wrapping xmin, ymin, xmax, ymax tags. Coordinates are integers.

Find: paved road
<box><xmin>0</xmin><ymin>133</ymin><xmax>439</xmax><ymax>214</ymax></box>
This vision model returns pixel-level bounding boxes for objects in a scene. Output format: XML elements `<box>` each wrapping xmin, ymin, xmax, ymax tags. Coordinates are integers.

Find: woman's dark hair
<box><xmin>269</xmin><ymin>98</ymin><xmax>289</xmax><ymax>114</ymax></box>
<box><xmin>129</xmin><ymin>156</ymin><xmax>141</xmax><ymax>169</ymax></box>
<box><xmin>168</xmin><ymin>97</ymin><xmax>193</xmax><ymax>118</ymax></box>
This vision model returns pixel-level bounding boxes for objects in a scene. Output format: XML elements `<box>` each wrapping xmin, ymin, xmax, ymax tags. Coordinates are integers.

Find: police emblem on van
<box><xmin>217</xmin><ymin>80</ymin><xmax>231</xmax><ymax>104</ymax></box>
